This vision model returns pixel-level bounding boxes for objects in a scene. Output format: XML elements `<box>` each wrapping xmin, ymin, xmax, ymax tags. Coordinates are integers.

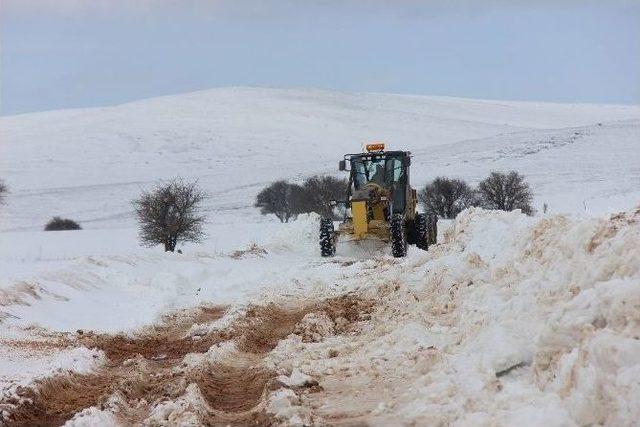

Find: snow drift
<box><xmin>262</xmin><ymin>207</ymin><xmax>640</xmax><ymax>426</ymax></box>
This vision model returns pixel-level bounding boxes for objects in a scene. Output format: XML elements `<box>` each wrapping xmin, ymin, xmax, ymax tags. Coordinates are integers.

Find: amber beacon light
<box><xmin>365</xmin><ymin>143</ymin><xmax>385</xmax><ymax>152</ymax></box>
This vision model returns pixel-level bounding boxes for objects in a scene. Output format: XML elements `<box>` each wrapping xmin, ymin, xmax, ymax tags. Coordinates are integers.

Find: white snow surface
<box><xmin>0</xmin><ymin>88</ymin><xmax>639</xmax><ymax>424</ymax></box>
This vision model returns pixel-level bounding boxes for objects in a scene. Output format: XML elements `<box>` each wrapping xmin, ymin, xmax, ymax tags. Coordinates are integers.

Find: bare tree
<box><xmin>255</xmin><ymin>180</ymin><xmax>298</xmax><ymax>223</ymax></box>
<box><xmin>292</xmin><ymin>175</ymin><xmax>348</xmax><ymax>219</ymax></box>
<box><xmin>0</xmin><ymin>179</ymin><xmax>7</xmax><ymax>206</ymax></box>
<box><xmin>477</xmin><ymin>171</ymin><xmax>534</xmax><ymax>215</ymax></box>
<box><xmin>420</xmin><ymin>177</ymin><xmax>478</xmax><ymax>219</ymax></box>
<box><xmin>133</xmin><ymin>178</ymin><xmax>206</xmax><ymax>252</ymax></box>
<box><xmin>44</xmin><ymin>217</ymin><xmax>82</xmax><ymax>231</ymax></box>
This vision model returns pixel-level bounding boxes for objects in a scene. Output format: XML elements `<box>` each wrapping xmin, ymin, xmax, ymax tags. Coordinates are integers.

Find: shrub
<box><xmin>255</xmin><ymin>180</ymin><xmax>299</xmax><ymax>223</ymax></box>
<box><xmin>0</xmin><ymin>179</ymin><xmax>7</xmax><ymax>205</ymax></box>
<box><xmin>133</xmin><ymin>178</ymin><xmax>206</xmax><ymax>252</ymax></box>
<box><xmin>477</xmin><ymin>171</ymin><xmax>534</xmax><ymax>215</ymax></box>
<box><xmin>292</xmin><ymin>175</ymin><xmax>348</xmax><ymax>219</ymax></box>
<box><xmin>44</xmin><ymin>217</ymin><xmax>82</xmax><ymax>231</ymax></box>
<box><xmin>419</xmin><ymin>177</ymin><xmax>479</xmax><ymax>219</ymax></box>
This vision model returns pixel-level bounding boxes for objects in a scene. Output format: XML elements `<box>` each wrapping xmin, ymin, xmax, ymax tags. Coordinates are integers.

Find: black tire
<box><xmin>320</xmin><ymin>218</ymin><xmax>336</xmax><ymax>257</ymax></box>
<box><xmin>427</xmin><ymin>214</ymin><xmax>438</xmax><ymax>245</ymax></box>
<box><xmin>406</xmin><ymin>219</ymin><xmax>417</xmax><ymax>245</ymax></box>
<box><xmin>414</xmin><ymin>213</ymin><xmax>428</xmax><ymax>251</ymax></box>
<box><xmin>390</xmin><ymin>213</ymin><xmax>407</xmax><ymax>258</ymax></box>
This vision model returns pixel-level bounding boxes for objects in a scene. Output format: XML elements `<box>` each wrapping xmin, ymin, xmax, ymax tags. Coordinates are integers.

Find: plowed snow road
<box><xmin>1</xmin><ymin>208</ymin><xmax>639</xmax><ymax>426</ymax></box>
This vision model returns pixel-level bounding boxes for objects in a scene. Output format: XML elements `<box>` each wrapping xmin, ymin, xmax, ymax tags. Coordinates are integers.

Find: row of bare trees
<box><xmin>0</xmin><ymin>170</ymin><xmax>532</xmax><ymax>253</ymax></box>
<box><xmin>421</xmin><ymin>171</ymin><xmax>534</xmax><ymax>218</ymax></box>
<box><xmin>256</xmin><ymin>170</ymin><xmax>534</xmax><ymax>222</ymax></box>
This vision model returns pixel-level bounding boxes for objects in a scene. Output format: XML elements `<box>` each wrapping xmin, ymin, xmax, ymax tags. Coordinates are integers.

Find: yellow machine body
<box><xmin>337</xmin><ymin>182</ymin><xmax>396</xmax><ymax>242</ymax></box>
<box><xmin>347</xmin><ymin>198</ymin><xmax>389</xmax><ymax>240</ymax></box>
<box><xmin>351</xmin><ymin>201</ymin><xmax>368</xmax><ymax>238</ymax></box>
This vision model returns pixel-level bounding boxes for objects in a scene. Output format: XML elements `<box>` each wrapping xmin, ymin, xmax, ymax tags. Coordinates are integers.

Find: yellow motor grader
<box><xmin>320</xmin><ymin>144</ymin><xmax>437</xmax><ymax>257</ymax></box>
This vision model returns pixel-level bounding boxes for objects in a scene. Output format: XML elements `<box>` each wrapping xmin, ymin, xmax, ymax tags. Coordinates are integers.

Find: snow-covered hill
<box><xmin>1</xmin><ymin>87</ymin><xmax>638</xmax><ymax>232</ymax></box>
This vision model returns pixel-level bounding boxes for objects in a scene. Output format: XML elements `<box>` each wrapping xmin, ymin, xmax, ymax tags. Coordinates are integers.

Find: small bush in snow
<box><xmin>44</xmin><ymin>217</ymin><xmax>82</xmax><ymax>231</ymax></box>
<box><xmin>255</xmin><ymin>180</ymin><xmax>299</xmax><ymax>223</ymax></box>
<box><xmin>477</xmin><ymin>171</ymin><xmax>534</xmax><ymax>215</ymax></box>
<box><xmin>133</xmin><ymin>178</ymin><xmax>206</xmax><ymax>252</ymax></box>
<box><xmin>292</xmin><ymin>175</ymin><xmax>348</xmax><ymax>219</ymax></box>
<box><xmin>0</xmin><ymin>179</ymin><xmax>7</xmax><ymax>205</ymax></box>
<box><xmin>420</xmin><ymin>177</ymin><xmax>479</xmax><ymax>219</ymax></box>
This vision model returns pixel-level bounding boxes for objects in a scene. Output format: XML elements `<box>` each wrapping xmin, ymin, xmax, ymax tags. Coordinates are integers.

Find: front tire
<box><xmin>320</xmin><ymin>218</ymin><xmax>336</xmax><ymax>257</ymax></box>
<box><xmin>390</xmin><ymin>214</ymin><xmax>407</xmax><ymax>258</ymax></box>
<box><xmin>414</xmin><ymin>213</ymin><xmax>428</xmax><ymax>251</ymax></box>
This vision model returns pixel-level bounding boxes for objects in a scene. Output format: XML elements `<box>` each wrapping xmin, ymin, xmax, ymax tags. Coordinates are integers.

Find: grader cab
<box><xmin>320</xmin><ymin>144</ymin><xmax>437</xmax><ymax>257</ymax></box>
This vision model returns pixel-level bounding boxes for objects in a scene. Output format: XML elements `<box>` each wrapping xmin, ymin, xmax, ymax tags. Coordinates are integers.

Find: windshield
<box><xmin>351</xmin><ymin>156</ymin><xmax>404</xmax><ymax>190</ymax></box>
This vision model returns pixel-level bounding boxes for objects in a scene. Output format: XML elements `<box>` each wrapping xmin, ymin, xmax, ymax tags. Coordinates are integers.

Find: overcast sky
<box><xmin>1</xmin><ymin>0</ymin><xmax>639</xmax><ymax>115</ymax></box>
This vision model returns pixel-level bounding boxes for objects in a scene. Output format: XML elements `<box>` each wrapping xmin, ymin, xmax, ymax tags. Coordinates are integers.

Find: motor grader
<box><xmin>320</xmin><ymin>143</ymin><xmax>437</xmax><ymax>257</ymax></box>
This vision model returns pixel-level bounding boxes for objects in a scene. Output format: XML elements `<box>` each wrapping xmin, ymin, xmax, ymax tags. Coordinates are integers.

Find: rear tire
<box><xmin>320</xmin><ymin>218</ymin><xmax>336</xmax><ymax>257</ymax></box>
<box><xmin>406</xmin><ymin>219</ymin><xmax>417</xmax><ymax>245</ymax></box>
<box><xmin>415</xmin><ymin>213</ymin><xmax>428</xmax><ymax>251</ymax></box>
<box><xmin>390</xmin><ymin>214</ymin><xmax>407</xmax><ymax>258</ymax></box>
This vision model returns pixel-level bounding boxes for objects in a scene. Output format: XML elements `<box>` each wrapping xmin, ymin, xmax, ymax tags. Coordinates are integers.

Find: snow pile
<box><xmin>263</xmin><ymin>207</ymin><xmax>640</xmax><ymax>425</ymax></box>
<box><xmin>532</xmin><ymin>210</ymin><xmax>640</xmax><ymax>425</ymax></box>
<box><xmin>415</xmin><ymin>207</ymin><xmax>640</xmax><ymax>425</ymax></box>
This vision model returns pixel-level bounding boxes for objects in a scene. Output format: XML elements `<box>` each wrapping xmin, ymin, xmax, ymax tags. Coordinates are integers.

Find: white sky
<box><xmin>2</xmin><ymin>0</ymin><xmax>639</xmax><ymax>114</ymax></box>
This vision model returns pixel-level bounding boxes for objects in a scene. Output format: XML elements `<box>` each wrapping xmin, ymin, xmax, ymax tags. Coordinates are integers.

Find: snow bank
<box><xmin>530</xmin><ymin>210</ymin><xmax>640</xmax><ymax>425</ymax></box>
<box><xmin>263</xmin><ymin>207</ymin><xmax>640</xmax><ymax>425</ymax></box>
<box><xmin>421</xmin><ymin>207</ymin><xmax>640</xmax><ymax>425</ymax></box>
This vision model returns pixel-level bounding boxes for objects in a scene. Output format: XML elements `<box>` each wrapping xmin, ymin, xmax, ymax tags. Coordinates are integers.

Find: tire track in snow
<box><xmin>0</xmin><ymin>294</ymin><xmax>376</xmax><ymax>426</ymax></box>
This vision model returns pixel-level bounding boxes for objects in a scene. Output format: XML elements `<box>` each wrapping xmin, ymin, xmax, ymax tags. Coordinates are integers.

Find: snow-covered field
<box><xmin>0</xmin><ymin>88</ymin><xmax>639</xmax><ymax>425</ymax></box>
<box><xmin>1</xmin><ymin>87</ymin><xmax>639</xmax><ymax>234</ymax></box>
